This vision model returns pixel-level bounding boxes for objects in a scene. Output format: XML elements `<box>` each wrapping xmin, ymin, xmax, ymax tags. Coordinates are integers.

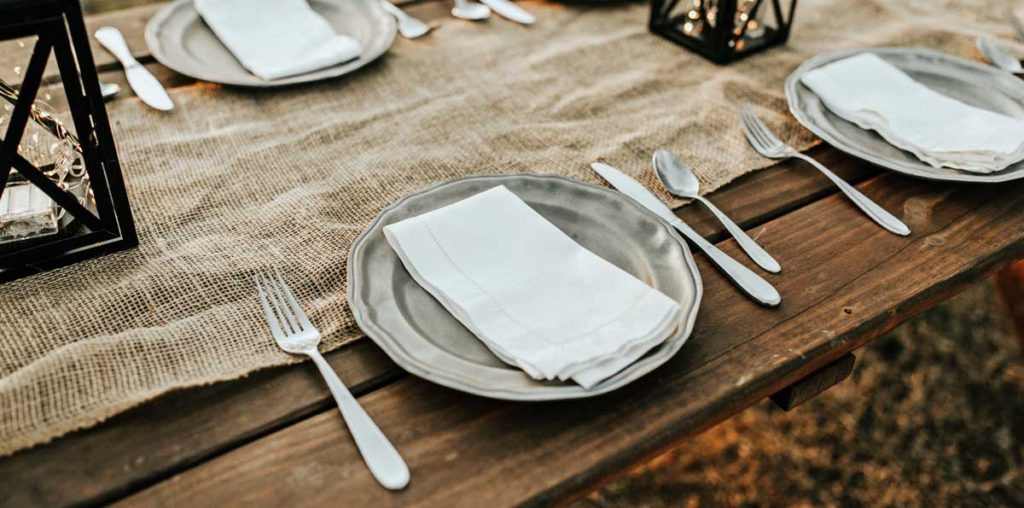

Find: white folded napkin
<box><xmin>801</xmin><ymin>53</ymin><xmax>1024</xmax><ymax>173</ymax></box>
<box><xmin>384</xmin><ymin>186</ymin><xmax>682</xmax><ymax>389</ymax></box>
<box><xmin>194</xmin><ymin>0</ymin><xmax>362</xmax><ymax>81</ymax></box>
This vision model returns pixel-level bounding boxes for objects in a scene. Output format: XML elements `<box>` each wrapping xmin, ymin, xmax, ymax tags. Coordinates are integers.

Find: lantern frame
<box><xmin>649</xmin><ymin>0</ymin><xmax>799</xmax><ymax>64</ymax></box>
<box><xmin>0</xmin><ymin>0</ymin><xmax>137</xmax><ymax>283</ymax></box>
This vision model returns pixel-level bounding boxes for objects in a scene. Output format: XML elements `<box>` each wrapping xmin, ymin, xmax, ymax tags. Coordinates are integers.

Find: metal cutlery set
<box><xmin>591</xmin><ymin>106</ymin><xmax>912</xmax><ymax>308</ymax></box>
<box><xmin>385</xmin><ymin>0</ymin><xmax>534</xmax><ymax>39</ymax></box>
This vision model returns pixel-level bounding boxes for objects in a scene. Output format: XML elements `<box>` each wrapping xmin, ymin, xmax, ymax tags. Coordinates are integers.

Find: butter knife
<box><xmin>95</xmin><ymin>27</ymin><xmax>173</xmax><ymax>112</ymax></box>
<box><xmin>480</xmin><ymin>0</ymin><xmax>535</xmax><ymax>25</ymax></box>
<box><xmin>591</xmin><ymin>162</ymin><xmax>781</xmax><ymax>307</ymax></box>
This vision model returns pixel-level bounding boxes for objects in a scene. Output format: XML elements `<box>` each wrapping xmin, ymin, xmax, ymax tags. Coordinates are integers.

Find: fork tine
<box><xmin>738</xmin><ymin>108</ymin><xmax>767</xmax><ymax>152</ymax></box>
<box><xmin>263</xmin><ymin>272</ymin><xmax>301</xmax><ymax>334</ymax></box>
<box><xmin>748</xmin><ymin>110</ymin><xmax>784</xmax><ymax>149</ymax></box>
<box><xmin>256</xmin><ymin>275</ymin><xmax>288</xmax><ymax>341</ymax></box>
<box><xmin>258</xmin><ymin>273</ymin><xmax>291</xmax><ymax>333</ymax></box>
<box><xmin>273</xmin><ymin>269</ymin><xmax>314</xmax><ymax>330</ymax></box>
<box><xmin>745</xmin><ymin>110</ymin><xmax>773</xmax><ymax>145</ymax></box>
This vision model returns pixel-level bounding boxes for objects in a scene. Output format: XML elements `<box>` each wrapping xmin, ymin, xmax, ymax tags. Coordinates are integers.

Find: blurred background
<box><xmin>80</xmin><ymin>1</ymin><xmax>1024</xmax><ymax>505</ymax></box>
<box><xmin>579</xmin><ymin>280</ymin><xmax>1023</xmax><ymax>507</ymax></box>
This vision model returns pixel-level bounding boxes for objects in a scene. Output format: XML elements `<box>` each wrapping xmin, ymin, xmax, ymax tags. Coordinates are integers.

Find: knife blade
<box><xmin>479</xmin><ymin>0</ymin><xmax>536</xmax><ymax>25</ymax></box>
<box><xmin>590</xmin><ymin>162</ymin><xmax>781</xmax><ymax>307</ymax></box>
<box><xmin>95</xmin><ymin>27</ymin><xmax>174</xmax><ymax>112</ymax></box>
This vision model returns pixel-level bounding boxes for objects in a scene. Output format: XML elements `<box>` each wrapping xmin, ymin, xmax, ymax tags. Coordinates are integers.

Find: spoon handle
<box><xmin>695</xmin><ymin>196</ymin><xmax>781</xmax><ymax>273</ymax></box>
<box><xmin>668</xmin><ymin>217</ymin><xmax>781</xmax><ymax>307</ymax></box>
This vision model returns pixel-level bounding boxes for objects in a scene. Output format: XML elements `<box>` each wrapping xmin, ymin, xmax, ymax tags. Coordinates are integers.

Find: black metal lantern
<box><xmin>0</xmin><ymin>0</ymin><xmax>136</xmax><ymax>283</ymax></box>
<box><xmin>650</xmin><ymin>0</ymin><xmax>798</xmax><ymax>64</ymax></box>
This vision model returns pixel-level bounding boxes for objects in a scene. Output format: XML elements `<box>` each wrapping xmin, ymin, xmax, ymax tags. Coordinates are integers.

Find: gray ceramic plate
<box><xmin>348</xmin><ymin>174</ymin><xmax>703</xmax><ymax>400</ymax></box>
<box><xmin>145</xmin><ymin>0</ymin><xmax>396</xmax><ymax>87</ymax></box>
<box><xmin>786</xmin><ymin>47</ymin><xmax>1024</xmax><ymax>183</ymax></box>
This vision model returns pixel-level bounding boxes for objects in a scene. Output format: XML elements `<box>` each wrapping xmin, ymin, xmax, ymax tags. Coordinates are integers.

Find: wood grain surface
<box><xmin>1</xmin><ymin>2</ymin><xmax>1021</xmax><ymax>507</ymax></box>
<box><xmin>114</xmin><ymin>172</ymin><xmax>1024</xmax><ymax>507</ymax></box>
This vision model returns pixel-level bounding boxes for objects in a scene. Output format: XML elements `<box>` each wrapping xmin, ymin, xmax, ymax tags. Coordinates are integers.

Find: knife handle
<box><xmin>95</xmin><ymin>27</ymin><xmax>140</xmax><ymax>69</ymax></box>
<box><xmin>672</xmin><ymin>219</ymin><xmax>781</xmax><ymax>307</ymax></box>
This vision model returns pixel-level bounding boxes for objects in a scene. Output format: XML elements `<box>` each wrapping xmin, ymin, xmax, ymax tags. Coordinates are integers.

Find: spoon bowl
<box><xmin>653</xmin><ymin>149</ymin><xmax>701</xmax><ymax>197</ymax></box>
<box><xmin>452</xmin><ymin>0</ymin><xmax>491</xmax><ymax>20</ymax></box>
<box><xmin>652</xmin><ymin>148</ymin><xmax>781</xmax><ymax>273</ymax></box>
<box><xmin>380</xmin><ymin>0</ymin><xmax>431</xmax><ymax>39</ymax></box>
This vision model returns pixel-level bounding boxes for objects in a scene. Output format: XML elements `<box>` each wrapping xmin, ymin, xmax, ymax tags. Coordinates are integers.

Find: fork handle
<box><xmin>307</xmin><ymin>350</ymin><xmax>410</xmax><ymax>490</ymax></box>
<box><xmin>794</xmin><ymin>153</ymin><xmax>911</xmax><ymax>237</ymax></box>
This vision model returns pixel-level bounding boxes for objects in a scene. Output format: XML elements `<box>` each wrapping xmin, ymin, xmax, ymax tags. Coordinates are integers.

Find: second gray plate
<box><xmin>786</xmin><ymin>47</ymin><xmax>1024</xmax><ymax>183</ymax></box>
<box><xmin>348</xmin><ymin>174</ymin><xmax>703</xmax><ymax>400</ymax></box>
<box><xmin>145</xmin><ymin>0</ymin><xmax>396</xmax><ymax>87</ymax></box>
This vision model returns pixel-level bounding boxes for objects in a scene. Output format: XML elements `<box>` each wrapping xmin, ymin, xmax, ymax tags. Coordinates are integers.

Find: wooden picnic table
<box><xmin>2</xmin><ymin>1</ymin><xmax>1023</xmax><ymax>506</ymax></box>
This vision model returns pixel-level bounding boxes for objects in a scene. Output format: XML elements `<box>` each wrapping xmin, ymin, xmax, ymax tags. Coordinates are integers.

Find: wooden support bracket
<box><xmin>995</xmin><ymin>260</ymin><xmax>1024</xmax><ymax>353</ymax></box>
<box><xmin>770</xmin><ymin>353</ymin><xmax>856</xmax><ymax>411</ymax></box>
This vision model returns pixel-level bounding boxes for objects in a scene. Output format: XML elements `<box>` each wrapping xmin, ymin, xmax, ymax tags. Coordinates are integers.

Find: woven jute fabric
<box><xmin>0</xmin><ymin>0</ymin><xmax>1010</xmax><ymax>455</ymax></box>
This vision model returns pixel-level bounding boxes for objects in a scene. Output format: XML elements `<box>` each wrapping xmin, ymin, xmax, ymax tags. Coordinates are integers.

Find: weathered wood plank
<box><xmin>0</xmin><ymin>147</ymin><xmax>873</xmax><ymax>508</ymax></box>
<box><xmin>114</xmin><ymin>174</ymin><xmax>1024</xmax><ymax>507</ymax></box>
<box><xmin>0</xmin><ymin>340</ymin><xmax>397</xmax><ymax>508</ymax></box>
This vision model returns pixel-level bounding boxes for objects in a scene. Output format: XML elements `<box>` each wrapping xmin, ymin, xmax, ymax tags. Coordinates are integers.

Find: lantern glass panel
<box><xmin>650</xmin><ymin>0</ymin><xmax>798</xmax><ymax>64</ymax></box>
<box><xmin>0</xmin><ymin>0</ymin><xmax>137</xmax><ymax>283</ymax></box>
<box><xmin>0</xmin><ymin>34</ymin><xmax>95</xmax><ymax>249</ymax></box>
<box><xmin>1</xmin><ymin>37</ymin><xmax>89</xmax><ymax>243</ymax></box>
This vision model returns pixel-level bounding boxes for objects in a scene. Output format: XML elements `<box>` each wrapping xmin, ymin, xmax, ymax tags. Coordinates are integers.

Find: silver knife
<box><xmin>479</xmin><ymin>0</ymin><xmax>535</xmax><ymax>24</ymax></box>
<box><xmin>591</xmin><ymin>162</ymin><xmax>781</xmax><ymax>307</ymax></box>
<box><xmin>95</xmin><ymin>27</ymin><xmax>174</xmax><ymax>112</ymax></box>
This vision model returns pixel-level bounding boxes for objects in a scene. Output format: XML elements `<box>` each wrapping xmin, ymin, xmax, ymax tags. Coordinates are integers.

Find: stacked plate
<box><xmin>146</xmin><ymin>0</ymin><xmax>396</xmax><ymax>87</ymax></box>
<box><xmin>786</xmin><ymin>47</ymin><xmax>1024</xmax><ymax>183</ymax></box>
<box><xmin>348</xmin><ymin>175</ymin><xmax>703</xmax><ymax>400</ymax></box>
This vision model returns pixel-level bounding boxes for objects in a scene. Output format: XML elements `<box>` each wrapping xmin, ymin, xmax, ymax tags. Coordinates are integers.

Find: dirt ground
<box><xmin>578</xmin><ymin>280</ymin><xmax>1024</xmax><ymax>507</ymax></box>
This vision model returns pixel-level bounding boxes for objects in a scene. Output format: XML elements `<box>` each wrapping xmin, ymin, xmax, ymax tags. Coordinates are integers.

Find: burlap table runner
<box><xmin>0</xmin><ymin>0</ymin><xmax>1009</xmax><ymax>455</ymax></box>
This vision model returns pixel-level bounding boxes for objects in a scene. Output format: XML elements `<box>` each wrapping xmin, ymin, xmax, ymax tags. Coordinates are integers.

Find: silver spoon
<box><xmin>976</xmin><ymin>38</ymin><xmax>1023</xmax><ymax>75</ymax></box>
<box><xmin>479</xmin><ymin>0</ymin><xmax>534</xmax><ymax>24</ymax></box>
<box><xmin>380</xmin><ymin>0</ymin><xmax>431</xmax><ymax>39</ymax></box>
<box><xmin>452</xmin><ymin>0</ymin><xmax>490</xmax><ymax>21</ymax></box>
<box><xmin>653</xmin><ymin>149</ymin><xmax>781</xmax><ymax>273</ymax></box>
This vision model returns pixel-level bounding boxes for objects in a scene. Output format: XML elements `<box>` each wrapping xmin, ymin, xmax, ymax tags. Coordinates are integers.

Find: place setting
<box><xmin>2</xmin><ymin>0</ymin><xmax>1024</xmax><ymax>503</ymax></box>
<box><xmin>309</xmin><ymin>0</ymin><xmax>1024</xmax><ymax>488</ymax></box>
<box><xmin>142</xmin><ymin>0</ymin><xmax>537</xmax><ymax>89</ymax></box>
<box><xmin>145</xmin><ymin>0</ymin><xmax>397</xmax><ymax>87</ymax></box>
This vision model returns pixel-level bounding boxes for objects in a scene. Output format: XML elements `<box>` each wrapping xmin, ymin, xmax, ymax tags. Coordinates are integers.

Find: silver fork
<box><xmin>738</xmin><ymin>107</ymin><xmax>911</xmax><ymax>236</ymax></box>
<box><xmin>256</xmin><ymin>271</ymin><xmax>410</xmax><ymax>490</ymax></box>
